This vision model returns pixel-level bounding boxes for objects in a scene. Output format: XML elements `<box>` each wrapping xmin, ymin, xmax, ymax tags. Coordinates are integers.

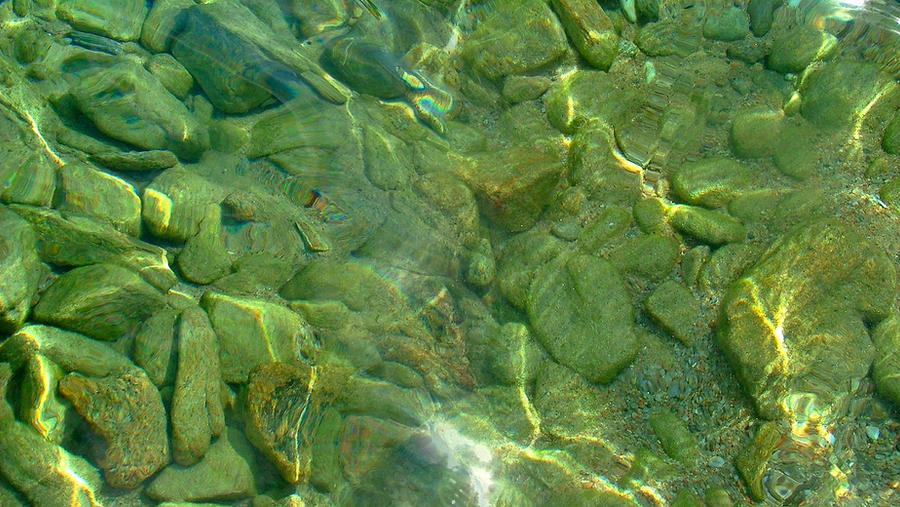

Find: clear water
<box><xmin>0</xmin><ymin>0</ymin><xmax>899</xmax><ymax>505</ymax></box>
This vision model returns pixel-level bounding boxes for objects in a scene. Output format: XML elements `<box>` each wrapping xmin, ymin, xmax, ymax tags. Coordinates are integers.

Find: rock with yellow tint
<box><xmin>717</xmin><ymin>220</ymin><xmax>896</xmax><ymax>420</ymax></box>
<box><xmin>142</xmin><ymin>166</ymin><xmax>227</xmax><ymax>242</ymax></box>
<box><xmin>550</xmin><ymin>0</ymin><xmax>618</xmax><ymax>70</ymax></box>
<box><xmin>57</xmin><ymin>162</ymin><xmax>142</xmax><ymax>236</ymax></box>
<box><xmin>200</xmin><ymin>291</ymin><xmax>319</xmax><ymax>383</ymax></box>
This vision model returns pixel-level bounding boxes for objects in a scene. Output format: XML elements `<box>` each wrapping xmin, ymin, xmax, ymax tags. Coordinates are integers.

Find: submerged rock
<box><xmin>550</xmin><ymin>0</ymin><xmax>618</xmax><ymax>70</ymax></box>
<box><xmin>57</xmin><ymin>0</ymin><xmax>148</xmax><ymax>41</ymax></box>
<box><xmin>872</xmin><ymin>314</ymin><xmax>900</xmax><ymax>407</ymax></box>
<box><xmin>0</xmin><ymin>206</ymin><xmax>42</xmax><ymax>333</ymax></box>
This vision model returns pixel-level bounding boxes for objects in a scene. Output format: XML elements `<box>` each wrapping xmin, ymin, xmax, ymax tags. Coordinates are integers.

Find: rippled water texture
<box><xmin>0</xmin><ymin>0</ymin><xmax>899</xmax><ymax>505</ymax></box>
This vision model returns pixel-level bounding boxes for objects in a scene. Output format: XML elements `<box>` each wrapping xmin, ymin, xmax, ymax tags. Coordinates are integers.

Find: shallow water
<box><xmin>0</xmin><ymin>0</ymin><xmax>899</xmax><ymax>505</ymax></box>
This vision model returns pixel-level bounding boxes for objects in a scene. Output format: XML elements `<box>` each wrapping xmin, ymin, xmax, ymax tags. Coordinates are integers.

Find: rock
<box><xmin>880</xmin><ymin>177</ymin><xmax>900</xmax><ymax>208</ymax></box>
<box><xmin>16</xmin><ymin>354</ymin><xmax>74</xmax><ymax>443</ymax></box>
<box><xmin>362</xmin><ymin>125</ymin><xmax>412</xmax><ymax>191</ymax></box>
<box><xmin>56</xmin><ymin>0</ymin><xmax>148</xmax><ymax>41</ymax></box>
<box><xmin>748</xmin><ymin>0</ymin><xmax>781</xmax><ymax>36</ymax></box>
<box><xmin>550</xmin><ymin>0</ymin><xmax>618</xmax><ymax>70</ymax></box>
<box><xmin>0</xmin><ymin>324</ymin><xmax>136</xmax><ymax>378</ymax></box>
<box><xmin>773</xmin><ymin>123</ymin><xmax>818</xmax><ymax>180</ymax></box>
<box><xmin>171</xmin><ymin>307</ymin><xmax>225</xmax><ymax>466</ymax></box>
<box><xmin>280</xmin><ymin>259</ymin><xmax>407</xmax><ymax>316</ymax></box>
<box><xmin>577</xmin><ymin>206</ymin><xmax>632</xmax><ymax>252</ymax></box>
<box><xmin>534</xmin><ymin>360</ymin><xmax>607</xmax><ymax>435</ymax></box>
<box><xmin>543</xmin><ymin>72</ymin><xmax>634</xmax><ymax>134</ymax></box>
<box><xmin>800</xmin><ymin>61</ymin><xmax>888</xmax><ymax>128</ymax></box>
<box><xmin>462</xmin><ymin>0</ymin><xmax>568</xmax><ymax>79</ymax></box>
<box><xmin>698</xmin><ymin>242</ymin><xmax>764</xmax><ymax>293</ymax></box>
<box><xmin>201</xmin><ymin>291</ymin><xmax>318</xmax><ymax>383</ymax></box>
<box><xmin>0</xmin><ymin>206</ymin><xmax>42</xmax><ymax>333</ymax></box>
<box><xmin>730</xmin><ymin>110</ymin><xmax>783</xmax><ymax>159</ymax></box>
<box><xmin>726</xmin><ymin>38</ymin><xmax>769</xmax><ymax>64</ymax></box>
<box><xmin>8</xmin><ymin>205</ymin><xmax>176</xmax><ymax>290</ymax></box>
<box><xmin>768</xmin><ymin>25</ymin><xmax>836</xmax><ymax>74</ymax></box>
<box><xmin>726</xmin><ymin>189</ymin><xmax>785</xmax><ymax>223</ymax></box>
<box><xmin>668</xmin><ymin>205</ymin><xmax>746</xmax><ymax>245</ymax></box>
<box><xmin>146</xmin><ymin>52</ymin><xmax>194</xmax><ymax>99</ymax></box>
<box><xmin>339</xmin><ymin>375</ymin><xmax>435</xmax><ymax>428</ymax></box>
<box><xmin>90</xmin><ymin>149</ymin><xmax>179</xmax><ymax>172</ymax></box>
<box><xmin>141</xmin><ymin>0</ymin><xmax>195</xmax><ymax>52</ymax></box>
<box><xmin>702</xmin><ymin>7</ymin><xmax>750</xmax><ymax>41</ymax></box>
<box><xmin>242</xmin><ymin>362</ymin><xmax>317</xmax><ymax>483</ymax></box>
<box><xmin>635</xmin><ymin>22</ymin><xmax>701</xmax><ymax>58</ymax></box>
<box><xmin>527</xmin><ymin>254</ymin><xmax>639</xmax><ymax>383</ymax></box>
<box><xmin>133</xmin><ymin>308</ymin><xmax>180</xmax><ymax>387</ymax></box>
<box><xmin>146</xmin><ymin>426</ymin><xmax>257</xmax><ymax>502</ymax></box>
<box><xmin>644</xmin><ymin>281</ymin><xmax>702</xmax><ymax>346</ymax></box>
<box><xmin>648</xmin><ymin>409</ymin><xmax>700</xmax><ymax>467</ymax></box>
<box><xmin>69</xmin><ymin>61</ymin><xmax>209</xmax><ymax>160</ymax></box>
<box><xmin>452</xmin><ymin>147</ymin><xmax>563</xmax><ymax>232</ymax></box>
<box><xmin>883</xmin><ymin>108</ymin><xmax>900</xmax><ymax>154</ymax></box>
<box><xmin>568</xmin><ymin>120</ymin><xmax>643</xmax><ymax>205</ymax></box>
<box><xmin>670</xmin><ymin>157</ymin><xmax>753</xmax><ymax>208</ymax></box>
<box><xmin>309</xmin><ymin>407</ymin><xmax>344</xmax><ymax>492</ymax></box>
<box><xmin>735</xmin><ymin>421</ymin><xmax>784</xmax><ymax>501</ymax></box>
<box><xmin>176</xmin><ymin>204</ymin><xmax>232</xmax><ymax>284</ymax></box>
<box><xmin>502</xmin><ymin>75</ymin><xmax>552</xmax><ymax>103</ymax></box>
<box><xmin>212</xmin><ymin>253</ymin><xmax>294</xmax><ymax>297</ymax></box>
<box><xmin>33</xmin><ymin>263</ymin><xmax>166</xmax><ymax>341</ymax></box>
<box><xmin>285</xmin><ymin>0</ymin><xmax>348</xmax><ymax>37</ymax></box>
<box><xmin>619</xmin><ymin>447</ymin><xmax>677</xmax><ymax>487</ymax></box>
<box><xmin>608</xmin><ymin>233</ymin><xmax>680</xmax><ymax>281</ymax></box>
<box><xmin>0</xmin><ymin>109</ymin><xmax>57</xmax><ymax>206</ymax></box>
<box><xmin>476</xmin><ymin>322</ymin><xmax>544</xmax><ymax>386</ymax></box>
<box><xmin>497</xmin><ymin>230</ymin><xmax>566</xmax><ymax>310</ymax></box>
<box><xmin>872</xmin><ymin>314</ymin><xmax>900</xmax><ymax>407</ymax></box>
<box><xmin>680</xmin><ymin>245</ymin><xmax>710</xmax><ymax>288</ymax></box>
<box><xmin>142</xmin><ymin>167</ymin><xmax>227</xmax><ymax>242</ymax></box>
<box><xmin>56</xmin><ymin>163</ymin><xmax>142</xmax><ymax>236</ymax></box>
<box><xmin>632</xmin><ymin>197</ymin><xmax>672</xmax><ymax>235</ymax></box>
<box><xmin>58</xmin><ymin>368</ymin><xmax>169</xmax><ymax>488</ymax></box>
<box><xmin>718</xmin><ymin>220</ymin><xmax>895</xmax><ymax>420</ymax></box>
<box><xmin>247</xmin><ymin>98</ymin><xmax>352</xmax><ymax>158</ymax></box>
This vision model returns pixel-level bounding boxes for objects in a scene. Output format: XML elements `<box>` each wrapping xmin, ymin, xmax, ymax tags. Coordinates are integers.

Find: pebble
<box><xmin>709</xmin><ymin>456</ymin><xmax>726</xmax><ymax>468</ymax></box>
<box><xmin>865</xmin><ymin>425</ymin><xmax>880</xmax><ymax>441</ymax></box>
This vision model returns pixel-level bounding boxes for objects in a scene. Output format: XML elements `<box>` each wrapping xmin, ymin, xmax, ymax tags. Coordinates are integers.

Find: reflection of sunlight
<box><xmin>59</xmin><ymin>454</ymin><xmax>101</xmax><ymax>506</ymax></box>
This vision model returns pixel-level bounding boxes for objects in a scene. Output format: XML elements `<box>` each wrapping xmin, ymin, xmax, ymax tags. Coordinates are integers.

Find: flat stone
<box><xmin>33</xmin><ymin>263</ymin><xmax>167</xmax><ymax>341</ymax></box>
<box><xmin>635</xmin><ymin>22</ymin><xmax>701</xmax><ymax>58</ymax></box>
<box><xmin>56</xmin><ymin>163</ymin><xmax>142</xmax><ymax>236</ymax></box>
<box><xmin>171</xmin><ymin>307</ymin><xmax>225</xmax><ymax>466</ymax></box>
<box><xmin>648</xmin><ymin>409</ymin><xmax>699</xmax><ymax>466</ymax></box>
<box><xmin>645</xmin><ymin>281</ymin><xmax>703</xmax><ymax>346</ymax></box>
<box><xmin>568</xmin><ymin>120</ymin><xmax>642</xmax><ymax>205</ymax></box>
<box><xmin>141</xmin><ymin>0</ymin><xmax>195</xmax><ymax>52</ymax></box>
<box><xmin>550</xmin><ymin>0</ymin><xmax>618</xmax><ymax>70</ymax></box>
<box><xmin>0</xmin><ymin>107</ymin><xmax>57</xmax><ymax>207</ymax></box>
<box><xmin>90</xmin><ymin>150</ymin><xmax>179</xmax><ymax>172</ymax></box>
<box><xmin>339</xmin><ymin>375</ymin><xmax>435</xmax><ymax>428</ymax></box>
<box><xmin>0</xmin><ymin>324</ymin><xmax>135</xmax><ymax>377</ymax></box>
<box><xmin>0</xmin><ymin>206</ymin><xmax>42</xmax><ymax>333</ymax></box>
<box><xmin>201</xmin><ymin>291</ymin><xmax>318</xmax><ymax>383</ymax></box>
<box><xmin>56</xmin><ymin>0</ymin><xmax>148</xmax><ymax>41</ymax></box>
<box><xmin>718</xmin><ymin>220</ymin><xmax>895</xmax><ymax>420</ymax></box>
<box><xmin>544</xmin><ymin>72</ymin><xmax>635</xmax><ymax>134</ymax></box>
<box><xmin>527</xmin><ymin>254</ymin><xmax>639</xmax><ymax>383</ymax></box>
<box><xmin>668</xmin><ymin>205</ymin><xmax>746</xmax><ymax>245</ymax></box>
<box><xmin>671</xmin><ymin>157</ymin><xmax>753</xmax><ymax>208</ymax></box>
<box><xmin>497</xmin><ymin>230</ymin><xmax>566</xmax><ymax>310</ymax></box>
<box><xmin>58</xmin><ymin>368</ymin><xmax>169</xmax><ymax>488</ymax></box>
<box><xmin>146</xmin><ymin>426</ymin><xmax>257</xmax><ymax>502</ymax></box>
<box><xmin>502</xmin><ymin>75</ymin><xmax>552</xmax><ymax>103</ymax></box>
<box><xmin>608</xmin><ymin>233</ymin><xmax>681</xmax><ymax>281</ymax></box>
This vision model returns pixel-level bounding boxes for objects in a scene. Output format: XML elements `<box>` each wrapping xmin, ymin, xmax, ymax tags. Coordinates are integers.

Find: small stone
<box><xmin>671</xmin><ymin>157</ymin><xmax>752</xmax><ymax>208</ymax></box>
<box><xmin>865</xmin><ymin>425</ymin><xmax>880</xmax><ymax>441</ymax></box>
<box><xmin>709</xmin><ymin>455</ymin><xmax>726</xmax><ymax>468</ymax></box>
<box><xmin>608</xmin><ymin>234</ymin><xmax>681</xmax><ymax>281</ymax></box>
<box><xmin>133</xmin><ymin>308</ymin><xmax>180</xmax><ymax>387</ymax></box>
<box><xmin>90</xmin><ymin>150</ymin><xmax>179</xmax><ymax>172</ymax></box>
<box><xmin>635</xmin><ymin>21</ymin><xmax>701</xmax><ymax>57</ymax></box>
<box><xmin>730</xmin><ymin>110</ymin><xmax>783</xmax><ymax>159</ymax></box>
<box><xmin>648</xmin><ymin>409</ymin><xmax>700</xmax><ymax>466</ymax></box>
<box><xmin>577</xmin><ymin>205</ymin><xmax>632</xmax><ymax>252</ymax></box>
<box><xmin>702</xmin><ymin>7</ymin><xmax>750</xmax><ymax>42</ymax></box>
<box><xmin>502</xmin><ymin>75</ymin><xmax>552</xmax><ymax>103</ymax></box>
<box><xmin>748</xmin><ymin>0</ymin><xmax>780</xmax><ymax>36</ymax></box>
<box><xmin>58</xmin><ymin>368</ymin><xmax>169</xmax><ymax>488</ymax></box>
<box><xmin>544</xmin><ymin>71</ymin><xmax>635</xmax><ymax>134</ymax></box>
<box><xmin>645</xmin><ymin>281</ymin><xmax>702</xmax><ymax>345</ymax></box>
<box><xmin>668</xmin><ymin>205</ymin><xmax>746</xmax><ymax>245</ymax></box>
<box><xmin>146</xmin><ymin>52</ymin><xmax>195</xmax><ymax>99</ymax></box>
<box><xmin>633</xmin><ymin>197</ymin><xmax>672</xmax><ymax>235</ymax></box>
<box><xmin>142</xmin><ymin>167</ymin><xmax>226</xmax><ymax>242</ymax></box>
<box><xmin>768</xmin><ymin>25</ymin><xmax>836</xmax><ymax>74</ymax></box>
<box><xmin>497</xmin><ymin>230</ymin><xmax>566</xmax><ymax>310</ymax></box>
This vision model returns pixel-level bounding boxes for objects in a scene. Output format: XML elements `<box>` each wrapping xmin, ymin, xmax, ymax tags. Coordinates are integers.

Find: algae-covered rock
<box><xmin>58</xmin><ymin>368</ymin><xmax>169</xmax><ymax>488</ymax></box>
<box><xmin>577</xmin><ymin>206</ymin><xmax>632</xmax><ymax>253</ymax></box>
<box><xmin>768</xmin><ymin>25</ymin><xmax>836</xmax><ymax>74</ymax></box>
<box><xmin>33</xmin><ymin>263</ymin><xmax>166</xmax><ymax>341</ymax></box>
<box><xmin>800</xmin><ymin>61</ymin><xmax>888</xmax><ymax>128</ymax></box>
<box><xmin>735</xmin><ymin>421</ymin><xmax>784</xmax><ymax>501</ymax></box>
<box><xmin>497</xmin><ymin>229</ymin><xmax>566</xmax><ymax>310</ymax></box>
<box><xmin>648</xmin><ymin>409</ymin><xmax>700</xmax><ymax>467</ymax></box>
<box><xmin>133</xmin><ymin>308</ymin><xmax>180</xmax><ymax>387</ymax></box>
<box><xmin>176</xmin><ymin>203</ymin><xmax>232</xmax><ymax>285</ymax></box>
<box><xmin>141</xmin><ymin>0</ymin><xmax>195</xmax><ymax>52</ymax></box>
<box><xmin>718</xmin><ymin>220</ymin><xmax>895</xmax><ymax>420</ymax></box>
<box><xmin>280</xmin><ymin>259</ymin><xmax>407</xmax><ymax>316</ymax></box>
<box><xmin>645</xmin><ymin>281</ymin><xmax>702</xmax><ymax>346</ymax></box>
<box><xmin>550</xmin><ymin>0</ymin><xmax>618</xmax><ymax>70</ymax></box>
<box><xmin>452</xmin><ymin>147</ymin><xmax>563</xmax><ymax>232</ymax></box>
<box><xmin>872</xmin><ymin>314</ymin><xmax>900</xmax><ymax>407</ymax></box>
<box><xmin>0</xmin><ymin>110</ymin><xmax>57</xmax><ymax>207</ymax></box>
<box><xmin>568</xmin><ymin>120</ymin><xmax>643</xmax><ymax>205</ymax></box>
<box><xmin>69</xmin><ymin>61</ymin><xmax>208</xmax><ymax>159</ymax></box>
<box><xmin>56</xmin><ymin>162</ymin><xmax>142</xmax><ymax>236</ymax></box>
<box><xmin>880</xmin><ymin>177</ymin><xmax>900</xmax><ymax>208</ymax></box>
<box><xmin>702</xmin><ymin>7</ymin><xmax>750</xmax><ymax>41</ymax></box>
<box><xmin>201</xmin><ymin>291</ymin><xmax>318</xmax><ymax>383</ymax></box>
<box><xmin>142</xmin><ymin>167</ymin><xmax>227</xmax><ymax>242</ymax></box>
<box><xmin>773</xmin><ymin>123</ymin><xmax>818</xmax><ymax>180</ymax></box>
<box><xmin>883</xmin><ymin>108</ymin><xmax>900</xmax><ymax>154</ymax></box>
<box><xmin>544</xmin><ymin>72</ymin><xmax>633</xmax><ymax>134</ymax></box>
<box><xmin>534</xmin><ymin>360</ymin><xmax>608</xmax><ymax>435</ymax></box>
<box><xmin>730</xmin><ymin>110</ymin><xmax>783</xmax><ymax>159</ymax></box>
<box><xmin>633</xmin><ymin>197</ymin><xmax>672</xmax><ymax>235</ymax></box>
<box><xmin>670</xmin><ymin>157</ymin><xmax>752</xmax><ymax>208</ymax></box>
<box><xmin>17</xmin><ymin>354</ymin><xmax>74</xmax><ymax>443</ymax></box>
<box><xmin>57</xmin><ymin>0</ymin><xmax>148</xmax><ymax>41</ymax></box>
<box><xmin>635</xmin><ymin>21</ymin><xmax>702</xmax><ymax>58</ymax></box>
<box><xmin>146</xmin><ymin>52</ymin><xmax>195</xmax><ymax>100</ymax></box>
<box><xmin>0</xmin><ymin>206</ymin><xmax>42</xmax><ymax>333</ymax></box>
<box><xmin>502</xmin><ymin>75</ymin><xmax>552</xmax><ymax>103</ymax></box>
<box><xmin>0</xmin><ymin>324</ymin><xmax>135</xmax><ymax>377</ymax></box>
<box><xmin>748</xmin><ymin>0</ymin><xmax>781</xmax><ymax>36</ymax></box>
<box><xmin>608</xmin><ymin>233</ymin><xmax>680</xmax><ymax>281</ymax></box>
<box><xmin>146</xmin><ymin>426</ymin><xmax>257</xmax><ymax>502</ymax></box>
<box><xmin>171</xmin><ymin>307</ymin><xmax>225</xmax><ymax>466</ymax></box>
<box><xmin>668</xmin><ymin>205</ymin><xmax>746</xmax><ymax>245</ymax></box>
<box><xmin>463</xmin><ymin>0</ymin><xmax>567</xmax><ymax>79</ymax></box>
<box><xmin>527</xmin><ymin>254</ymin><xmax>639</xmax><ymax>383</ymax></box>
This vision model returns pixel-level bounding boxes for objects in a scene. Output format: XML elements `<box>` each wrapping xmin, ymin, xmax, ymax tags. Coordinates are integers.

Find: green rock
<box><xmin>645</xmin><ymin>281</ymin><xmax>702</xmax><ymax>346</ymax></box>
<box><xmin>142</xmin><ymin>167</ymin><xmax>226</xmax><ymax>242</ymax></box>
<box><xmin>671</xmin><ymin>487</ymin><xmax>704</xmax><ymax>507</ymax></box>
<box><xmin>568</xmin><ymin>120</ymin><xmax>642</xmax><ymax>205</ymax></box>
<box><xmin>635</xmin><ymin>21</ymin><xmax>701</xmax><ymax>57</ymax></box>
<box><xmin>33</xmin><ymin>263</ymin><xmax>166</xmax><ymax>341</ymax></box>
<box><xmin>280</xmin><ymin>259</ymin><xmax>407</xmax><ymax>316</ymax></box>
<box><xmin>544</xmin><ymin>72</ymin><xmax>634</xmax><ymax>134</ymax></box>
<box><xmin>288</xmin><ymin>299</ymin><xmax>352</xmax><ymax>330</ymax></box>
<box><xmin>462</xmin><ymin>0</ymin><xmax>568</xmax><ymax>79</ymax></box>
<box><xmin>0</xmin><ymin>324</ymin><xmax>135</xmax><ymax>377</ymax></box>
<box><xmin>502</xmin><ymin>75</ymin><xmax>552</xmax><ymax>103</ymax></box>
<box><xmin>670</xmin><ymin>157</ymin><xmax>752</xmax><ymax>208</ymax></box>
<box><xmin>362</xmin><ymin>125</ymin><xmax>412</xmax><ymax>191</ymax></box>
<box><xmin>768</xmin><ymin>25</ymin><xmax>836</xmax><ymax>74</ymax></box>
<box><xmin>57</xmin><ymin>0</ymin><xmax>148</xmax><ymax>41</ymax></box>
<box><xmin>452</xmin><ymin>147</ymin><xmax>563</xmax><ymax>232</ymax></box>
<box><xmin>58</xmin><ymin>367</ymin><xmax>169</xmax><ymax>488</ymax></box>
<box><xmin>633</xmin><ymin>197</ymin><xmax>673</xmax><ymax>235</ymax></box>
<box><xmin>550</xmin><ymin>0</ymin><xmax>618</xmax><ymax>70</ymax></box>
<box><xmin>176</xmin><ymin>204</ymin><xmax>232</xmax><ymax>285</ymax></box>
<box><xmin>339</xmin><ymin>375</ymin><xmax>435</xmax><ymax>428</ymax></box>
<box><xmin>90</xmin><ymin>149</ymin><xmax>179</xmax><ymax>172</ymax></box>
<box><xmin>133</xmin><ymin>308</ymin><xmax>180</xmax><ymax>387</ymax></box>
<box><xmin>247</xmin><ymin>98</ymin><xmax>352</xmax><ymax>158</ymax></box>
<box><xmin>702</xmin><ymin>7</ymin><xmax>750</xmax><ymax>41</ymax></box>
<box><xmin>608</xmin><ymin>233</ymin><xmax>680</xmax><ymax>281</ymax></box>
<box><xmin>718</xmin><ymin>220</ymin><xmax>895</xmax><ymax>420</ymax></box>
<box><xmin>735</xmin><ymin>421</ymin><xmax>784</xmax><ymax>501</ymax></box>
<box><xmin>773</xmin><ymin>123</ymin><xmax>818</xmax><ymax>180</ymax></box>
<box><xmin>872</xmin><ymin>314</ymin><xmax>900</xmax><ymax>407</ymax></box>
<box><xmin>146</xmin><ymin>52</ymin><xmax>194</xmax><ymax>99</ymax></box>
<box><xmin>146</xmin><ymin>426</ymin><xmax>257</xmax><ymax>502</ymax></box>
<box><xmin>9</xmin><ymin>204</ymin><xmax>176</xmax><ymax>290</ymax></box>
<box><xmin>213</xmin><ymin>253</ymin><xmax>293</xmax><ymax>297</ymax></box>
<box><xmin>0</xmin><ymin>206</ymin><xmax>42</xmax><ymax>333</ymax></box>
<box><xmin>668</xmin><ymin>205</ymin><xmax>746</xmax><ymax>245</ymax></box>
<box><xmin>527</xmin><ymin>254</ymin><xmax>639</xmax><ymax>383</ymax></box>
<box><xmin>883</xmin><ymin>109</ymin><xmax>900</xmax><ymax>154</ymax></box>
<box><xmin>141</xmin><ymin>0</ymin><xmax>195</xmax><ymax>52</ymax></box>
<box><xmin>0</xmin><ymin>147</ymin><xmax>56</xmax><ymax>207</ymax></box>
<box><xmin>482</xmin><ymin>322</ymin><xmax>545</xmax><ymax>386</ymax></box>
<box><xmin>171</xmin><ymin>307</ymin><xmax>225</xmax><ymax>466</ymax></box>
<box><xmin>201</xmin><ymin>291</ymin><xmax>317</xmax><ymax>383</ymax></box>
<box><xmin>680</xmin><ymin>245</ymin><xmax>710</xmax><ymax>288</ymax></box>
<box><xmin>577</xmin><ymin>205</ymin><xmax>632</xmax><ymax>253</ymax></box>
<box><xmin>70</xmin><ymin>61</ymin><xmax>208</xmax><ymax>160</ymax></box>
<box><xmin>726</xmin><ymin>189</ymin><xmax>785</xmax><ymax>223</ymax></box>
<box><xmin>800</xmin><ymin>61</ymin><xmax>887</xmax><ymax>128</ymax></box>
<box><xmin>619</xmin><ymin>447</ymin><xmax>677</xmax><ymax>487</ymax></box>
<box><xmin>748</xmin><ymin>0</ymin><xmax>780</xmax><ymax>36</ymax></box>
<box><xmin>880</xmin><ymin>177</ymin><xmax>900</xmax><ymax>207</ymax></box>
<box><xmin>704</xmin><ymin>486</ymin><xmax>735</xmax><ymax>507</ymax></box>
<box><xmin>497</xmin><ymin>230</ymin><xmax>566</xmax><ymax>310</ymax></box>
<box><xmin>534</xmin><ymin>360</ymin><xmax>607</xmax><ymax>435</ymax></box>
<box><xmin>648</xmin><ymin>409</ymin><xmax>700</xmax><ymax>466</ymax></box>
<box><xmin>698</xmin><ymin>242</ymin><xmax>764</xmax><ymax>294</ymax></box>
<box><xmin>309</xmin><ymin>407</ymin><xmax>343</xmax><ymax>492</ymax></box>
<box><xmin>730</xmin><ymin>110</ymin><xmax>783</xmax><ymax>159</ymax></box>
<box><xmin>17</xmin><ymin>354</ymin><xmax>74</xmax><ymax>444</ymax></box>
<box><xmin>56</xmin><ymin>163</ymin><xmax>142</xmax><ymax>236</ymax></box>
<box><xmin>498</xmin><ymin>101</ymin><xmax>566</xmax><ymax>156</ymax></box>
